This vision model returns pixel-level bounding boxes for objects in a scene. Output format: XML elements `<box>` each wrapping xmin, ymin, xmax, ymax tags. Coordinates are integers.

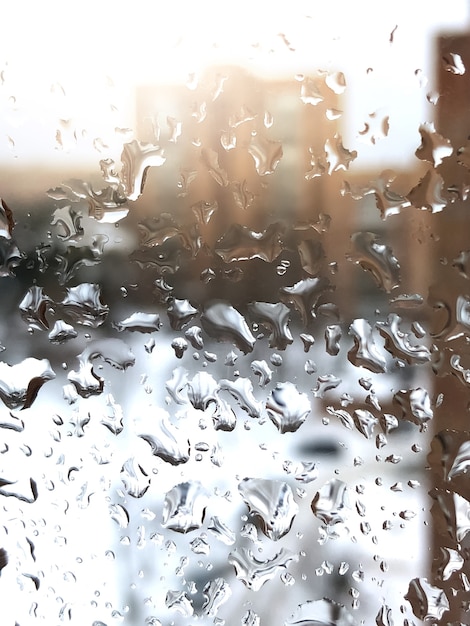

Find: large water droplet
<box><xmin>375</xmin><ymin>605</ymin><xmax>394</xmax><ymax>626</ymax></box>
<box><xmin>48</xmin><ymin>320</ymin><xmax>78</xmax><ymax>344</ymax></box>
<box><xmin>248</xmin><ymin>301</ymin><xmax>293</xmax><ymax>350</ymax></box>
<box><xmin>0</xmin><ymin>357</ymin><xmax>55</xmax><ymax>409</ymax></box>
<box><xmin>201</xmin><ymin>577</ymin><xmax>231</xmax><ymax>616</ymax></box>
<box><xmin>266</xmin><ymin>382</ymin><xmax>311</xmax><ymax>433</ymax></box>
<box><xmin>415</xmin><ymin>122</ymin><xmax>453</xmax><ymax>166</ymax></box>
<box><xmin>228</xmin><ymin>547</ymin><xmax>298</xmax><ymax>591</ymax></box>
<box><xmin>114</xmin><ymin>312</ymin><xmax>161</xmax><ymax>333</ymax></box>
<box><xmin>325</xmin><ymin>134</ymin><xmax>357</xmax><ymax>174</ymax></box>
<box><xmin>219</xmin><ymin>377</ymin><xmax>262</xmax><ymax>418</ymax></box>
<box><xmin>120</xmin><ymin>140</ymin><xmax>166</xmax><ymax>201</ymax></box>
<box><xmin>165</xmin><ymin>589</ymin><xmax>193</xmax><ymax>616</ymax></box>
<box><xmin>286</xmin><ymin>599</ymin><xmax>356</xmax><ymax>626</ymax></box>
<box><xmin>325</xmin><ymin>324</ymin><xmax>342</xmax><ymax>356</ymax></box>
<box><xmin>348</xmin><ymin>232</ymin><xmax>400</xmax><ymax>292</ymax></box>
<box><xmin>311</xmin><ymin>479</ymin><xmax>349</xmax><ymax>526</ymax></box>
<box><xmin>232</xmin><ymin>180</ymin><xmax>256</xmax><ymax>210</ymax></box>
<box><xmin>393</xmin><ymin>387</ymin><xmax>433</xmax><ymax>429</ymax></box>
<box><xmin>208</xmin><ymin>516</ymin><xmax>236</xmax><ymax>545</ymax></box>
<box><xmin>312</xmin><ymin>374</ymin><xmax>342</xmax><ymax>398</ymax></box>
<box><xmin>215</xmin><ymin>224</ymin><xmax>283</xmax><ymax>263</ymax></box>
<box><xmin>435</xmin><ymin>546</ymin><xmax>464</xmax><ymax>581</ymax></box>
<box><xmin>405</xmin><ymin>578</ymin><xmax>449</xmax><ymax>621</ymax></box>
<box><xmin>407</xmin><ymin>169</ymin><xmax>447</xmax><ymax>213</ymax></box>
<box><xmin>280</xmin><ymin>277</ymin><xmax>333</xmax><ymax>325</ymax></box>
<box><xmin>238</xmin><ymin>477</ymin><xmax>299</xmax><ymax>540</ymax></box>
<box><xmin>187</xmin><ymin>371</ymin><xmax>218</xmax><ymax>410</ymax></box>
<box><xmin>109</xmin><ymin>503</ymin><xmax>130</xmax><ymax>528</ymax></box>
<box><xmin>201</xmin><ymin>148</ymin><xmax>229</xmax><ymax>186</ymax></box>
<box><xmin>248</xmin><ymin>133</ymin><xmax>283</xmax><ymax>176</ymax></box>
<box><xmin>429</xmin><ymin>429</ymin><xmax>470</xmax><ymax>490</ymax></box>
<box><xmin>167</xmin><ymin>299</ymin><xmax>198</xmax><ymax>330</ymax></box>
<box><xmin>348</xmin><ymin>318</ymin><xmax>387</xmax><ymax>373</ymax></box>
<box><xmin>250</xmin><ymin>359</ymin><xmax>273</xmax><ymax>387</ymax></box>
<box><xmin>162</xmin><ymin>481</ymin><xmax>208</xmax><ymax>533</ymax></box>
<box><xmin>61</xmin><ymin>283</ymin><xmax>109</xmax><ymax>327</ymax></box>
<box><xmin>51</xmin><ymin>205</ymin><xmax>83</xmax><ymax>241</ymax></box>
<box><xmin>120</xmin><ymin>458</ymin><xmax>150</xmax><ymax>498</ymax></box>
<box><xmin>300</xmin><ymin>76</ymin><xmax>324</xmax><ymax>105</ymax></box>
<box><xmin>136</xmin><ymin>410</ymin><xmax>190</xmax><ymax>465</ymax></box>
<box><xmin>0</xmin><ymin>476</ymin><xmax>38</xmax><ymax>503</ymax></box>
<box><xmin>201</xmin><ymin>301</ymin><xmax>256</xmax><ymax>353</ymax></box>
<box><xmin>68</xmin><ymin>339</ymin><xmax>134</xmax><ymax>398</ymax></box>
<box><xmin>19</xmin><ymin>286</ymin><xmax>54</xmax><ymax>330</ymax></box>
<box><xmin>442</xmin><ymin>52</ymin><xmax>465</xmax><ymax>74</ymax></box>
<box><xmin>352</xmin><ymin>409</ymin><xmax>378</xmax><ymax>439</ymax></box>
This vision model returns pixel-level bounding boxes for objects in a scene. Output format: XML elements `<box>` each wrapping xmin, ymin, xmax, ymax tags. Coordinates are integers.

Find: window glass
<box><xmin>1</xmin><ymin>3</ymin><xmax>470</xmax><ymax>625</ymax></box>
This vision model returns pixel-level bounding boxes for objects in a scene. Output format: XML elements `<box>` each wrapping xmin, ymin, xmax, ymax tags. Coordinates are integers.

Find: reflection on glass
<box><xmin>1</xmin><ymin>4</ymin><xmax>470</xmax><ymax>625</ymax></box>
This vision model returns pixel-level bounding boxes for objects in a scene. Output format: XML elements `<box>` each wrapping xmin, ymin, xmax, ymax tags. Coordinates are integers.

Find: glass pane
<box><xmin>1</xmin><ymin>3</ymin><xmax>470</xmax><ymax>625</ymax></box>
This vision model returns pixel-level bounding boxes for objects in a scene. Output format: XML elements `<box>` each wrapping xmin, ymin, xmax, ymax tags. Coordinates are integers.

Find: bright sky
<box><xmin>0</xmin><ymin>0</ymin><xmax>468</xmax><ymax>166</ymax></box>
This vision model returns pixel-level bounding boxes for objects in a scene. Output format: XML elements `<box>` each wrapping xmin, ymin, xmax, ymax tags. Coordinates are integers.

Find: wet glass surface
<box><xmin>1</xmin><ymin>3</ymin><xmax>470</xmax><ymax>625</ymax></box>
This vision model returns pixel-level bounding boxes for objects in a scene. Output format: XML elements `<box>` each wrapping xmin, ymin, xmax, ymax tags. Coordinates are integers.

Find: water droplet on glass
<box><xmin>136</xmin><ymin>410</ymin><xmax>190</xmax><ymax>465</ymax></box>
<box><xmin>114</xmin><ymin>312</ymin><xmax>161</xmax><ymax>333</ymax></box>
<box><xmin>238</xmin><ymin>477</ymin><xmax>298</xmax><ymax>540</ymax></box>
<box><xmin>48</xmin><ymin>320</ymin><xmax>78</xmax><ymax>344</ymax></box>
<box><xmin>348</xmin><ymin>232</ymin><xmax>400</xmax><ymax>292</ymax></box>
<box><xmin>120</xmin><ymin>458</ymin><xmax>150</xmax><ymax>498</ymax></box>
<box><xmin>358</xmin><ymin>110</ymin><xmax>390</xmax><ymax>145</ymax></box>
<box><xmin>201</xmin><ymin>301</ymin><xmax>256</xmax><ymax>354</ymax></box>
<box><xmin>61</xmin><ymin>283</ymin><xmax>109</xmax><ymax>327</ymax></box>
<box><xmin>187</xmin><ymin>371</ymin><xmax>218</xmax><ymax>410</ymax></box>
<box><xmin>325</xmin><ymin>324</ymin><xmax>342</xmax><ymax>356</ymax></box>
<box><xmin>248</xmin><ymin>301</ymin><xmax>293</xmax><ymax>349</ymax></box>
<box><xmin>407</xmin><ymin>168</ymin><xmax>447</xmax><ymax>213</ymax></box>
<box><xmin>120</xmin><ymin>140</ymin><xmax>166</xmax><ymax>201</ymax></box>
<box><xmin>165</xmin><ymin>589</ymin><xmax>193</xmax><ymax>616</ymax></box>
<box><xmin>415</xmin><ymin>122</ymin><xmax>453</xmax><ymax>166</ymax></box>
<box><xmin>219</xmin><ymin>377</ymin><xmax>262</xmax><ymax>418</ymax></box>
<box><xmin>280</xmin><ymin>277</ymin><xmax>333</xmax><ymax>325</ymax></box>
<box><xmin>232</xmin><ymin>179</ymin><xmax>256</xmax><ymax>211</ymax></box>
<box><xmin>68</xmin><ymin>338</ymin><xmax>134</xmax><ymax>397</ymax></box>
<box><xmin>312</xmin><ymin>374</ymin><xmax>342</xmax><ymax>398</ymax></box>
<box><xmin>162</xmin><ymin>481</ymin><xmax>208</xmax><ymax>533</ymax></box>
<box><xmin>405</xmin><ymin>578</ymin><xmax>449</xmax><ymax>621</ymax></box>
<box><xmin>442</xmin><ymin>52</ymin><xmax>465</xmax><ymax>75</ymax></box>
<box><xmin>201</xmin><ymin>577</ymin><xmax>231</xmax><ymax>616</ymax></box>
<box><xmin>171</xmin><ymin>337</ymin><xmax>188</xmax><ymax>359</ymax></box>
<box><xmin>215</xmin><ymin>224</ymin><xmax>283</xmax><ymax>263</ymax></box>
<box><xmin>19</xmin><ymin>286</ymin><xmax>54</xmax><ymax>330</ymax></box>
<box><xmin>348</xmin><ymin>318</ymin><xmax>386</xmax><ymax>373</ymax></box>
<box><xmin>250</xmin><ymin>359</ymin><xmax>273</xmax><ymax>387</ymax></box>
<box><xmin>325</xmin><ymin>134</ymin><xmax>357</xmax><ymax>174</ymax></box>
<box><xmin>353</xmin><ymin>409</ymin><xmax>378</xmax><ymax>439</ymax></box>
<box><xmin>266</xmin><ymin>382</ymin><xmax>311</xmax><ymax>433</ymax></box>
<box><xmin>109</xmin><ymin>503</ymin><xmax>130</xmax><ymax>528</ymax></box>
<box><xmin>393</xmin><ymin>387</ymin><xmax>433</xmax><ymax>429</ymax></box>
<box><xmin>286</xmin><ymin>599</ymin><xmax>356</xmax><ymax>626</ymax></box>
<box><xmin>311</xmin><ymin>479</ymin><xmax>349</xmax><ymax>526</ymax></box>
<box><xmin>201</xmin><ymin>148</ymin><xmax>229</xmax><ymax>186</ymax></box>
<box><xmin>242</xmin><ymin>609</ymin><xmax>260</xmax><ymax>626</ymax></box>
<box><xmin>248</xmin><ymin>133</ymin><xmax>283</xmax><ymax>176</ymax></box>
<box><xmin>300</xmin><ymin>76</ymin><xmax>324</xmax><ymax>105</ymax></box>
<box><xmin>228</xmin><ymin>547</ymin><xmax>298</xmax><ymax>591</ymax></box>
<box><xmin>0</xmin><ymin>357</ymin><xmax>55</xmax><ymax>409</ymax></box>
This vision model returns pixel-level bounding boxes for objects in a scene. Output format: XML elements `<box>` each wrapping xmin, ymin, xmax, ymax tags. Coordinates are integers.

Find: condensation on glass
<box><xmin>0</xmin><ymin>5</ymin><xmax>470</xmax><ymax>626</ymax></box>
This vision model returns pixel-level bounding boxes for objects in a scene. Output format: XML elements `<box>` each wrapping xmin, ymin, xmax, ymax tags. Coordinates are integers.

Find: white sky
<box><xmin>0</xmin><ymin>0</ymin><xmax>469</xmax><ymax>166</ymax></box>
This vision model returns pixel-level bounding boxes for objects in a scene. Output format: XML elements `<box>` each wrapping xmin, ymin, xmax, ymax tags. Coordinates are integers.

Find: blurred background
<box><xmin>1</xmin><ymin>2</ymin><xmax>470</xmax><ymax>625</ymax></box>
